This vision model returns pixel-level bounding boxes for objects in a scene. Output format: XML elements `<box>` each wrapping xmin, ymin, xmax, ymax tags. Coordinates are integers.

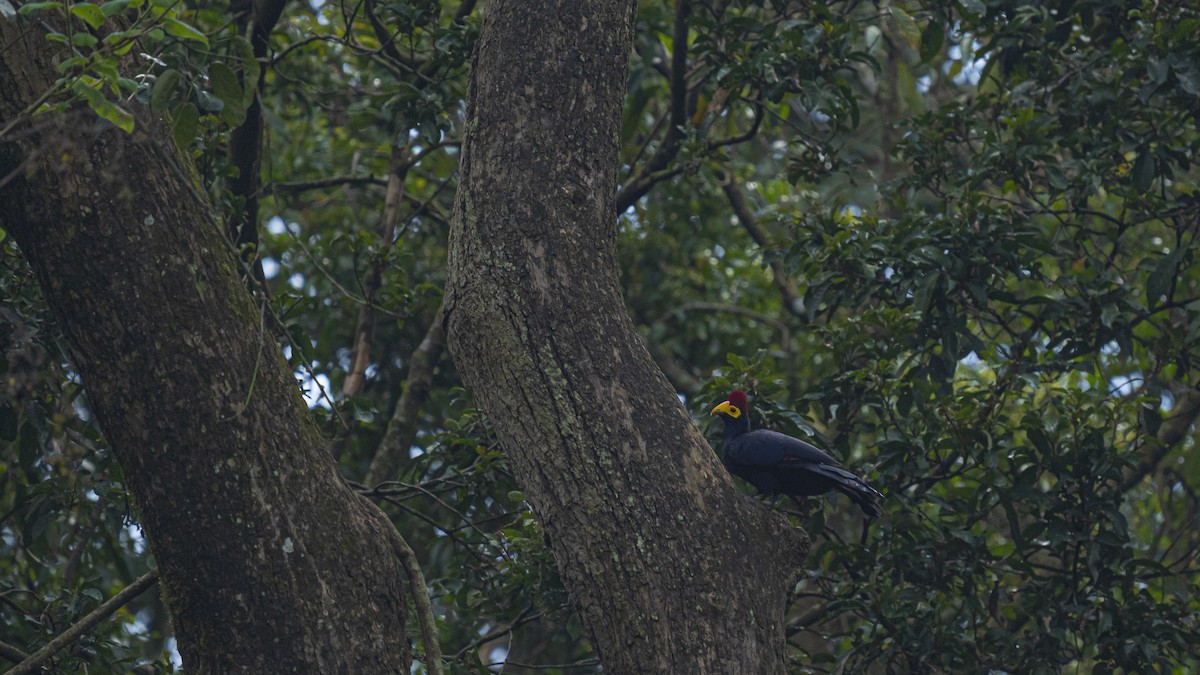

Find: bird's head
<box><xmin>710</xmin><ymin>390</ymin><xmax>750</xmax><ymax>433</ymax></box>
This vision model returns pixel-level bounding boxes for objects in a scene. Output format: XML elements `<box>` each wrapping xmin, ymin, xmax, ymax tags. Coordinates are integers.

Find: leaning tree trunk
<box><xmin>444</xmin><ymin>1</ymin><xmax>809</xmax><ymax>672</ymax></box>
<box><xmin>0</xmin><ymin>17</ymin><xmax>412</xmax><ymax>673</ymax></box>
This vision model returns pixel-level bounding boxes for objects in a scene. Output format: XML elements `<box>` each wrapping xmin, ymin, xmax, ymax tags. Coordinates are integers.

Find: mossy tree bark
<box><xmin>444</xmin><ymin>1</ymin><xmax>809</xmax><ymax>672</ymax></box>
<box><xmin>0</xmin><ymin>18</ymin><xmax>413</xmax><ymax>674</ymax></box>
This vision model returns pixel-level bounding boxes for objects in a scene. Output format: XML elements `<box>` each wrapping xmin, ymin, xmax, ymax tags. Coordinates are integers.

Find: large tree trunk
<box><xmin>0</xmin><ymin>18</ymin><xmax>412</xmax><ymax>673</ymax></box>
<box><xmin>444</xmin><ymin>2</ymin><xmax>808</xmax><ymax>672</ymax></box>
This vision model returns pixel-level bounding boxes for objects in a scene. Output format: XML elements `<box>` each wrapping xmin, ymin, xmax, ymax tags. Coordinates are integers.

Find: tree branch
<box><xmin>613</xmin><ymin>0</ymin><xmax>691</xmax><ymax>212</ymax></box>
<box><xmin>228</xmin><ymin>0</ymin><xmax>292</xmax><ymax>286</ymax></box>
<box><xmin>0</xmin><ymin>640</ymin><xmax>31</xmax><ymax>665</ymax></box>
<box><xmin>667</xmin><ymin>0</ymin><xmax>690</xmax><ymax>143</ymax></box>
<box><xmin>365</xmin><ymin>304</ymin><xmax>446</xmax><ymax>485</ymax></box>
<box><xmin>657</xmin><ymin>301</ymin><xmax>790</xmax><ymax>340</ymax></box>
<box><xmin>382</xmin><ymin>518</ymin><xmax>443</xmax><ymax>675</ymax></box>
<box><xmin>451</xmin><ymin>605</ymin><xmax>541</xmax><ymax>661</ymax></box>
<box><xmin>719</xmin><ymin>174</ymin><xmax>806</xmax><ymax>318</ymax></box>
<box><xmin>708</xmin><ymin>102</ymin><xmax>763</xmax><ymax>149</ymax></box>
<box><xmin>645</xmin><ymin>340</ymin><xmax>701</xmax><ymax>397</ymax></box>
<box><xmin>452</xmin><ymin>0</ymin><xmax>478</xmax><ymax>23</ymax></box>
<box><xmin>270</xmin><ymin>175</ymin><xmax>388</xmax><ymax>192</ymax></box>
<box><xmin>8</xmin><ymin>569</ymin><xmax>160</xmax><ymax>675</ymax></box>
<box><xmin>344</xmin><ymin>140</ymin><xmax>410</xmax><ymax>397</ymax></box>
<box><xmin>1121</xmin><ymin>387</ymin><xmax>1200</xmax><ymax>492</ymax></box>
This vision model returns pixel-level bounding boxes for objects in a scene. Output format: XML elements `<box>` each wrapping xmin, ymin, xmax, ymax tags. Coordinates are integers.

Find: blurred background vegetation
<box><xmin>2</xmin><ymin>0</ymin><xmax>1198</xmax><ymax>672</ymax></box>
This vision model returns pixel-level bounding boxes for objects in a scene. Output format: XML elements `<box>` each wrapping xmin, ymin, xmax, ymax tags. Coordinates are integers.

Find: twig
<box><xmin>1121</xmin><ymin>387</ymin><xmax>1200</xmax><ymax>492</ymax></box>
<box><xmin>719</xmin><ymin>173</ymin><xmax>806</xmax><ymax>318</ymax></box>
<box><xmin>656</xmin><ymin>301</ymin><xmax>790</xmax><ymax>339</ymax></box>
<box><xmin>645</xmin><ymin>341</ymin><xmax>701</xmax><ymax>396</ymax></box>
<box><xmin>344</xmin><ymin>139</ymin><xmax>410</xmax><ymax>397</ymax></box>
<box><xmin>483</xmin><ymin>658</ymin><xmax>600</xmax><ymax>671</ymax></box>
<box><xmin>7</xmin><ymin>569</ymin><xmax>160</xmax><ymax>675</ymax></box>
<box><xmin>365</xmin><ymin>304</ymin><xmax>447</xmax><ymax>484</ymax></box>
<box><xmin>383</xmin><ymin>527</ymin><xmax>444</xmax><ymax>675</ymax></box>
<box><xmin>269</xmin><ymin>175</ymin><xmax>388</xmax><ymax>192</ymax></box>
<box><xmin>0</xmin><ymin>640</ymin><xmax>31</xmax><ymax>665</ymax></box>
<box><xmin>452</xmin><ymin>605</ymin><xmax>540</xmax><ymax>660</ymax></box>
<box><xmin>613</xmin><ymin>0</ymin><xmax>692</xmax><ymax>212</ymax></box>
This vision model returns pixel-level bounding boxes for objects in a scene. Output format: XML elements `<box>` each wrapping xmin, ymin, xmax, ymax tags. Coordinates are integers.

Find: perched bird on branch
<box><xmin>711</xmin><ymin>390</ymin><xmax>883</xmax><ymax>517</ymax></box>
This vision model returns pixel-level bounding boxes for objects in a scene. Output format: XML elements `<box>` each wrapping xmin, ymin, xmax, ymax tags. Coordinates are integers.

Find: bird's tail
<box><xmin>812</xmin><ymin>465</ymin><xmax>884</xmax><ymax>517</ymax></box>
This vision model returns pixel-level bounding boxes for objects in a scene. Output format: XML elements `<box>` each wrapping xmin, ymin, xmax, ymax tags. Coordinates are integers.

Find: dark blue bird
<box><xmin>711</xmin><ymin>390</ymin><xmax>883</xmax><ymax>517</ymax></box>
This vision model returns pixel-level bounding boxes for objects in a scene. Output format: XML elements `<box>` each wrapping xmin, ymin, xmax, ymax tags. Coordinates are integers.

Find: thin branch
<box><xmin>452</xmin><ymin>0</ymin><xmax>478</xmax><ymax>23</ymax></box>
<box><xmin>8</xmin><ymin>569</ymin><xmax>160</xmax><ymax>675</ymax></box>
<box><xmin>227</xmin><ymin>0</ymin><xmax>291</xmax><ymax>287</ymax></box>
<box><xmin>1121</xmin><ymin>387</ymin><xmax>1200</xmax><ymax>492</ymax></box>
<box><xmin>452</xmin><ymin>605</ymin><xmax>541</xmax><ymax>660</ymax></box>
<box><xmin>0</xmin><ymin>640</ymin><xmax>31</xmax><ymax>665</ymax></box>
<box><xmin>645</xmin><ymin>341</ymin><xmax>701</xmax><ymax>397</ymax></box>
<box><xmin>719</xmin><ymin>173</ymin><xmax>806</xmax><ymax>318</ymax></box>
<box><xmin>382</xmin><ymin>522</ymin><xmax>444</xmax><ymax>675</ymax></box>
<box><xmin>365</xmin><ymin>303</ymin><xmax>447</xmax><ymax>485</ymax></box>
<box><xmin>483</xmin><ymin>658</ymin><xmax>601</xmax><ymax>671</ymax></box>
<box><xmin>269</xmin><ymin>175</ymin><xmax>388</xmax><ymax>192</ymax></box>
<box><xmin>363</xmin><ymin>0</ymin><xmax>425</xmax><ymax>76</ymax></box>
<box><xmin>708</xmin><ymin>102</ymin><xmax>764</xmax><ymax>149</ymax></box>
<box><xmin>656</xmin><ymin>301</ymin><xmax>790</xmax><ymax>339</ymax></box>
<box><xmin>613</xmin><ymin>0</ymin><xmax>691</xmax><ymax>212</ymax></box>
<box><xmin>344</xmin><ymin>139</ymin><xmax>410</xmax><ymax>397</ymax></box>
<box><xmin>668</xmin><ymin>0</ymin><xmax>691</xmax><ymax>141</ymax></box>
<box><xmin>270</xmin><ymin>33</ymin><xmax>334</xmax><ymax>66</ymax></box>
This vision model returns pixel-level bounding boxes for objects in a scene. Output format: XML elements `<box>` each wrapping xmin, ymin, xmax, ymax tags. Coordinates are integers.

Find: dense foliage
<box><xmin>2</xmin><ymin>0</ymin><xmax>1197</xmax><ymax>672</ymax></box>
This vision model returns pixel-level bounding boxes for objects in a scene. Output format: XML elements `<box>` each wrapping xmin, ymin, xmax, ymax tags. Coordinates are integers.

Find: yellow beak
<box><xmin>710</xmin><ymin>401</ymin><xmax>740</xmax><ymax>418</ymax></box>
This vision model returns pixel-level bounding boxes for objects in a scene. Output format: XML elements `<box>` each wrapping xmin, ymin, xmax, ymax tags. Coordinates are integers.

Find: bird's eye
<box><xmin>729</xmin><ymin>406</ymin><xmax>740</xmax><ymax>417</ymax></box>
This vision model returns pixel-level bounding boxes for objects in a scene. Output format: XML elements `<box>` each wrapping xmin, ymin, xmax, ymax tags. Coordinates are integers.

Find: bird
<box><xmin>711</xmin><ymin>390</ymin><xmax>883</xmax><ymax>517</ymax></box>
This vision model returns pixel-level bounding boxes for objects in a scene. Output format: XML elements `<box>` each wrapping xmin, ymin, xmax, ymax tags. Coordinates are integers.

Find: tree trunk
<box><xmin>0</xmin><ymin>18</ymin><xmax>412</xmax><ymax>673</ymax></box>
<box><xmin>444</xmin><ymin>2</ymin><xmax>809</xmax><ymax>672</ymax></box>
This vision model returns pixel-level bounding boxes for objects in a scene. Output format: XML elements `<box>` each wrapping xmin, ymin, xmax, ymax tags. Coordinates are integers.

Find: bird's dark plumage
<box><xmin>711</xmin><ymin>391</ymin><xmax>883</xmax><ymax>517</ymax></box>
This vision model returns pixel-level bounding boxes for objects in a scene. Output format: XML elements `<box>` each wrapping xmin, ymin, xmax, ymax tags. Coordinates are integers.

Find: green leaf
<box><xmin>92</xmin><ymin>53</ymin><xmax>119</xmax><ymax>82</ymax></box>
<box><xmin>890</xmin><ymin>7</ymin><xmax>919</xmax><ymax>50</ymax></box>
<box><xmin>958</xmin><ymin>0</ymin><xmax>986</xmax><ymax>16</ymax></box>
<box><xmin>151</xmin><ymin>68</ymin><xmax>180</xmax><ymax>112</ymax></box>
<box><xmin>1099</xmin><ymin>303</ymin><xmax>1118</xmax><ymax>328</ymax></box>
<box><xmin>71</xmin><ymin>31</ymin><xmax>98</xmax><ymax>46</ymax></box>
<box><xmin>208</xmin><ymin>62</ymin><xmax>246</xmax><ymax>126</ymax></box>
<box><xmin>56</xmin><ymin>55</ymin><xmax>89</xmax><ymax>73</ymax></box>
<box><xmin>171</xmin><ymin>101</ymin><xmax>199</xmax><ymax>149</ymax></box>
<box><xmin>99</xmin><ymin>0</ymin><xmax>129</xmax><ymax>15</ymax></box>
<box><xmin>231</xmin><ymin>35</ymin><xmax>260</xmax><ymax>96</ymax></box>
<box><xmin>895</xmin><ymin>61</ymin><xmax>924</xmax><ymax>112</ymax></box>
<box><xmin>1131</xmin><ymin>150</ymin><xmax>1156</xmax><ymax>192</ymax></box>
<box><xmin>72</xmin><ymin>80</ymin><xmax>134</xmax><ymax>132</ymax></box>
<box><xmin>919</xmin><ymin>18</ymin><xmax>944</xmax><ymax>63</ymax></box>
<box><xmin>1142</xmin><ymin>403</ymin><xmax>1162</xmax><ymax>436</ymax></box>
<box><xmin>69</xmin><ymin>2</ymin><xmax>104</xmax><ymax>28</ymax></box>
<box><xmin>17</xmin><ymin>1</ymin><xmax>62</xmax><ymax>15</ymax></box>
<box><xmin>913</xmin><ymin>271</ymin><xmax>940</xmax><ymax>315</ymax></box>
<box><xmin>1146</xmin><ymin>246</ymin><xmax>1185</xmax><ymax>305</ymax></box>
<box><xmin>102</xmin><ymin>28</ymin><xmax>138</xmax><ymax>54</ymax></box>
<box><xmin>162</xmin><ymin>17</ymin><xmax>208</xmax><ymax>46</ymax></box>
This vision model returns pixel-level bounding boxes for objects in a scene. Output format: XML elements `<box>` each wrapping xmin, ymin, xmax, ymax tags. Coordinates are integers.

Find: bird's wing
<box><xmin>726</xmin><ymin>429</ymin><xmax>841</xmax><ymax>467</ymax></box>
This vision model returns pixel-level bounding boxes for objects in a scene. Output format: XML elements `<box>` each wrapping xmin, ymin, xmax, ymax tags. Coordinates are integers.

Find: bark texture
<box><xmin>444</xmin><ymin>2</ymin><xmax>809</xmax><ymax>672</ymax></box>
<box><xmin>0</xmin><ymin>18</ymin><xmax>412</xmax><ymax>673</ymax></box>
